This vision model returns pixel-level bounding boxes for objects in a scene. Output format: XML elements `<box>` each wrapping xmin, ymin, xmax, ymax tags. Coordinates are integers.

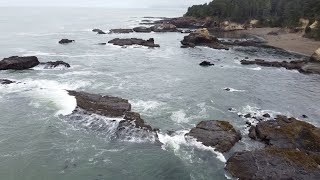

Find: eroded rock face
<box><xmin>310</xmin><ymin>48</ymin><xmax>320</xmax><ymax>62</ymax></box>
<box><xmin>241</xmin><ymin>59</ymin><xmax>320</xmax><ymax>75</ymax></box>
<box><xmin>39</xmin><ymin>61</ymin><xmax>70</xmax><ymax>69</ymax></box>
<box><xmin>0</xmin><ymin>79</ymin><xmax>15</xmax><ymax>85</ymax></box>
<box><xmin>109</xmin><ymin>29</ymin><xmax>134</xmax><ymax>34</ymax></box>
<box><xmin>181</xmin><ymin>28</ymin><xmax>229</xmax><ymax>50</ymax></box>
<box><xmin>186</xmin><ymin>120</ymin><xmax>241</xmax><ymax>153</ymax></box>
<box><xmin>59</xmin><ymin>39</ymin><xmax>75</xmax><ymax>44</ymax></box>
<box><xmin>108</xmin><ymin>38</ymin><xmax>160</xmax><ymax>48</ymax></box>
<box><xmin>226</xmin><ymin>148</ymin><xmax>320</xmax><ymax>180</ymax></box>
<box><xmin>0</xmin><ymin>56</ymin><xmax>40</xmax><ymax>70</ymax></box>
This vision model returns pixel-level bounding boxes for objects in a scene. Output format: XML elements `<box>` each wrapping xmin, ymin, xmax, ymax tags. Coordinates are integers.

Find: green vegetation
<box><xmin>185</xmin><ymin>0</ymin><xmax>320</xmax><ymax>38</ymax></box>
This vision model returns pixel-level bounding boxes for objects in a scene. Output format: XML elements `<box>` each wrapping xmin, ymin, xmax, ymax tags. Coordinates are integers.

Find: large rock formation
<box><xmin>108</xmin><ymin>38</ymin><xmax>160</xmax><ymax>48</ymax></box>
<box><xmin>0</xmin><ymin>56</ymin><xmax>40</xmax><ymax>70</ymax></box>
<box><xmin>226</xmin><ymin>148</ymin><xmax>320</xmax><ymax>180</ymax></box>
<box><xmin>181</xmin><ymin>28</ymin><xmax>229</xmax><ymax>50</ymax></box>
<box><xmin>186</xmin><ymin>120</ymin><xmax>241</xmax><ymax>153</ymax></box>
<box><xmin>144</xmin><ymin>17</ymin><xmax>213</xmax><ymax>29</ymax></box>
<box><xmin>310</xmin><ymin>48</ymin><xmax>320</xmax><ymax>62</ymax></box>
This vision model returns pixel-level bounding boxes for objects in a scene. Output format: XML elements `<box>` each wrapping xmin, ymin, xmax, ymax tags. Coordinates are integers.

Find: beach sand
<box><xmin>240</xmin><ymin>28</ymin><xmax>320</xmax><ymax>56</ymax></box>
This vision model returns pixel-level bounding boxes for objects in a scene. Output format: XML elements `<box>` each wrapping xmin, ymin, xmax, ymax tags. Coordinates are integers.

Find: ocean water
<box><xmin>0</xmin><ymin>7</ymin><xmax>320</xmax><ymax>180</ymax></box>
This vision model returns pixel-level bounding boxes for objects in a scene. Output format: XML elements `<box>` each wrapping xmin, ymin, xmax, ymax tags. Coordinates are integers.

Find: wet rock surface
<box><xmin>181</xmin><ymin>28</ymin><xmax>229</xmax><ymax>50</ymax></box>
<box><xmin>186</xmin><ymin>120</ymin><xmax>241</xmax><ymax>153</ymax></box>
<box><xmin>226</xmin><ymin>148</ymin><xmax>320</xmax><ymax>180</ymax></box>
<box><xmin>108</xmin><ymin>38</ymin><xmax>160</xmax><ymax>48</ymax></box>
<box><xmin>59</xmin><ymin>39</ymin><xmax>75</xmax><ymax>44</ymax></box>
<box><xmin>0</xmin><ymin>56</ymin><xmax>40</xmax><ymax>70</ymax></box>
<box><xmin>39</xmin><ymin>61</ymin><xmax>71</xmax><ymax>69</ymax></box>
<box><xmin>199</xmin><ymin>61</ymin><xmax>214</xmax><ymax>66</ymax></box>
<box><xmin>241</xmin><ymin>59</ymin><xmax>320</xmax><ymax>74</ymax></box>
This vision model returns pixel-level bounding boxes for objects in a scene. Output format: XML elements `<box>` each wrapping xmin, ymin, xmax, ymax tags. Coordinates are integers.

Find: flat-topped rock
<box><xmin>186</xmin><ymin>120</ymin><xmax>241</xmax><ymax>153</ymax></box>
<box><xmin>150</xmin><ymin>24</ymin><xmax>181</xmax><ymax>32</ymax></box>
<box><xmin>0</xmin><ymin>56</ymin><xmax>40</xmax><ymax>70</ymax></box>
<box><xmin>109</xmin><ymin>29</ymin><xmax>133</xmax><ymax>34</ymax></box>
<box><xmin>133</xmin><ymin>26</ymin><xmax>152</xmax><ymax>33</ymax></box>
<box><xmin>226</xmin><ymin>148</ymin><xmax>320</xmax><ymax>180</ymax></box>
<box><xmin>181</xmin><ymin>28</ymin><xmax>229</xmax><ymax>50</ymax></box>
<box><xmin>108</xmin><ymin>38</ymin><xmax>160</xmax><ymax>48</ymax></box>
<box><xmin>68</xmin><ymin>90</ymin><xmax>131</xmax><ymax>117</ymax></box>
<box><xmin>59</xmin><ymin>39</ymin><xmax>74</xmax><ymax>44</ymax></box>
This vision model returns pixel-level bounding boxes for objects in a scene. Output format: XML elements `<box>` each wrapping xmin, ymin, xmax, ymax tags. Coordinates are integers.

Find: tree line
<box><xmin>185</xmin><ymin>0</ymin><xmax>320</xmax><ymax>39</ymax></box>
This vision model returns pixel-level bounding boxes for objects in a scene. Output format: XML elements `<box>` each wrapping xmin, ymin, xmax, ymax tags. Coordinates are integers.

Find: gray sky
<box><xmin>0</xmin><ymin>0</ymin><xmax>209</xmax><ymax>8</ymax></box>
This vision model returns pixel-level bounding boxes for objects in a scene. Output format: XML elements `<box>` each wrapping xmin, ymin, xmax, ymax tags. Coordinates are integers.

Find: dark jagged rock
<box><xmin>0</xmin><ymin>56</ymin><xmax>40</xmax><ymax>70</ymax></box>
<box><xmin>241</xmin><ymin>59</ymin><xmax>320</xmax><ymax>75</ymax></box>
<box><xmin>262</xmin><ymin>113</ymin><xmax>271</xmax><ymax>118</ymax></box>
<box><xmin>199</xmin><ymin>61</ymin><xmax>214</xmax><ymax>66</ymax></box>
<box><xmin>224</xmin><ymin>88</ymin><xmax>231</xmax><ymax>91</ymax></box>
<box><xmin>226</xmin><ymin>148</ymin><xmax>320</xmax><ymax>180</ymax></box>
<box><xmin>302</xmin><ymin>114</ymin><xmax>309</xmax><ymax>118</ymax></box>
<box><xmin>59</xmin><ymin>39</ymin><xmax>74</xmax><ymax>44</ymax></box>
<box><xmin>39</xmin><ymin>61</ymin><xmax>70</xmax><ymax>69</ymax></box>
<box><xmin>133</xmin><ymin>26</ymin><xmax>152</xmax><ymax>33</ymax></box>
<box><xmin>147</xmin><ymin>17</ymin><xmax>213</xmax><ymax>29</ymax></box>
<box><xmin>117</xmin><ymin>111</ymin><xmax>154</xmax><ymax>134</ymax></box>
<box><xmin>92</xmin><ymin>29</ymin><xmax>106</xmax><ymax>34</ymax></box>
<box><xmin>109</xmin><ymin>29</ymin><xmax>133</xmax><ymax>34</ymax></box>
<box><xmin>68</xmin><ymin>91</ymin><xmax>131</xmax><ymax>117</ymax></box>
<box><xmin>248</xmin><ymin>126</ymin><xmax>257</xmax><ymax>140</ymax></box>
<box><xmin>150</xmin><ymin>24</ymin><xmax>181</xmax><ymax>32</ymax></box>
<box><xmin>186</xmin><ymin>120</ymin><xmax>241</xmax><ymax>153</ymax></box>
<box><xmin>0</xmin><ymin>79</ymin><xmax>15</xmax><ymax>85</ymax></box>
<box><xmin>181</xmin><ymin>28</ymin><xmax>229</xmax><ymax>50</ymax></box>
<box><xmin>108</xmin><ymin>38</ymin><xmax>160</xmax><ymax>48</ymax></box>
<box><xmin>255</xmin><ymin>115</ymin><xmax>320</xmax><ymax>152</ymax></box>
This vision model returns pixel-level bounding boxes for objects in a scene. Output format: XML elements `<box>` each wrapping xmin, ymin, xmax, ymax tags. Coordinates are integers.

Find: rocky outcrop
<box><xmin>108</xmin><ymin>38</ymin><xmax>160</xmax><ymax>48</ymax></box>
<box><xmin>220</xmin><ymin>21</ymin><xmax>245</xmax><ymax>31</ymax></box>
<box><xmin>39</xmin><ymin>61</ymin><xmax>71</xmax><ymax>69</ymax></box>
<box><xmin>109</xmin><ymin>29</ymin><xmax>134</xmax><ymax>34</ymax></box>
<box><xmin>199</xmin><ymin>61</ymin><xmax>214</xmax><ymax>66</ymax></box>
<box><xmin>310</xmin><ymin>48</ymin><xmax>320</xmax><ymax>62</ymax></box>
<box><xmin>150</xmin><ymin>24</ymin><xmax>181</xmax><ymax>32</ymax></box>
<box><xmin>92</xmin><ymin>29</ymin><xmax>106</xmax><ymax>34</ymax></box>
<box><xmin>146</xmin><ymin>17</ymin><xmax>213</xmax><ymax>29</ymax></box>
<box><xmin>181</xmin><ymin>28</ymin><xmax>229</xmax><ymax>50</ymax></box>
<box><xmin>133</xmin><ymin>26</ymin><xmax>152</xmax><ymax>33</ymax></box>
<box><xmin>186</xmin><ymin>120</ymin><xmax>241</xmax><ymax>153</ymax></box>
<box><xmin>241</xmin><ymin>59</ymin><xmax>320</xmax><ymax>75</ymax></box>
<box><xmin>0</xmin><ymin>79</ymin><xmax>15</xmax><ymax>85</ymax></box>
<box><xmin>226</xmin><ymin>148</ymin><xmax>320</xmax><ymax>180</ymax></box>
<box><xmin>59</xmin><ymin>39</ymin><xmax>75</xmax><ymax>44</ymax></box>
<box><xmin>0</xmin><ymin>56</ymin><xmax>40</xmax><ymax>70</ymax></box>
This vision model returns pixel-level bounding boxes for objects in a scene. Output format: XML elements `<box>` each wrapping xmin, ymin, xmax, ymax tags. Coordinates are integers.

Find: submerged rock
<box><xmin>59</xmin><ymin>39</ymin><xmax>75</xmax><ymax>44</ymax></box>
<box><xmin>108</xmin><ymin>38</ymin><xmax>160</xmax><ymax>48</ymax></box>
<box><xmin>39</xmin><ymin>61</ymin><xmax>70</xmax><ymax>69</ymax></box>
<box><xmin>0</xmin><ymin>79</ymin><xmax>15</xmax><ymax>85</ymax></box>
<box><xmin>199</xmin><ymin>61</ymin><xmax>214</xmax><ymax>66</ymax></box>
<box><xmin>0</xmin><ymin>56</ymin><xmax>40</xmax><ymax>70</ymax></box>
<box><xmin>181</xmin><ymin>28</ymin><xmax>229</xmax><ymax>50</ymax></box>
<box><xmin>133</xmin><ymin>26</ymin><xmax>152</xmax><ymax>33</ymax></box>
<box><xmin>186</xmin><ymin>120</ymin><xmax>241</xmax><ymax>153</ymax></box>
<box><xmin>109</xmin><ymin>29</ymin><xmax>133</xmax><ymax>34</ymax></box>
<box><xmin>92</xmin><ymin>29</ymin><xmax>106</xmax><ymax>34</ymax></box>
<box><xmin>226</xmin><ymin>148</ymin><xmax>320</xmax><ymax>180</ymax></box>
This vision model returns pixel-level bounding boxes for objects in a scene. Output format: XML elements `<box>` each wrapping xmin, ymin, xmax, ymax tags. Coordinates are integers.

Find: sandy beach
<box><xmin>241</xmin><ymin>28</ymin><xmax>320</xmax><ymax>56</ymax></box>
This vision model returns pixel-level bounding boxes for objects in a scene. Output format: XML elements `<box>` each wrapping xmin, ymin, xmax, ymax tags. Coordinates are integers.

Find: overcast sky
<box><xmin>0</xmin><ymin>0</ymin><xmax>209</xmax><ymax>8</ymax></box>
